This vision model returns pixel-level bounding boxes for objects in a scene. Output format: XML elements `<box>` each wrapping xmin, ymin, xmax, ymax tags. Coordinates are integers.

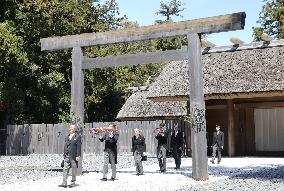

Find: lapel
<box><xmin>66</xmin><ymin>134</ymin><xmax>75</xmax><ymax>147</ymax></box>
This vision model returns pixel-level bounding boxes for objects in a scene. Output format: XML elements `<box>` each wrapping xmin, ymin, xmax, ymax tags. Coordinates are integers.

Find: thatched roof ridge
<box><xmin>116</xmin><ymin>90</ymin><xmax>187</xmax><ymax>120</ymax></box>
<box><xmin>147</xmin><ymin>44</ymin><xmax>284</xmax><ymax>101</ymax></box>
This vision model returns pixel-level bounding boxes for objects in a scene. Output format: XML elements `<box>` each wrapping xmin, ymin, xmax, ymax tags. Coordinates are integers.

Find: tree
<box><xmin>156</xmin><ymin>0</ymin><xmax>185</xmax><ymax>21</ymax></box>
<box><xmin>154</xmin><ymin>0</ymin><xmax>187</xmax><ymax>51</ymax></box>
<box><xmin>1</xmin><ymin>0</ymin><xmax>164</xmax><ymax>124</ymax></box>
<box><xmin>253</xmin><ymin>0</ymin><xmax>284</xmax><ymax>40</ymax></box>
<box><xmin>0</xmin><ymin>21</ymin><xmax>29</xmax><ymax>126</ymax></box>
<box><xmin>0</xmin><ymin>0</ymin><xmax>126</xmax><ymax>124</ymax></box>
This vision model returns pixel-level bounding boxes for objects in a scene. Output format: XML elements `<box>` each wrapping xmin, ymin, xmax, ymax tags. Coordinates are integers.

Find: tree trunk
<box><xmin>187</xmin><ymin>33</ymin><xmax>209</xmax><ymax>180</ymax></box>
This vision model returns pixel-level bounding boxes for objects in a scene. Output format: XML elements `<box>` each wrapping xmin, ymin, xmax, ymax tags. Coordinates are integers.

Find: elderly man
<box><xmin>99</xmin><ymin>123</ymin><xmax>119</xmax><ymax>181</ymax></box>
<box><xmin>59</xmin><ymin>124</ymin><xmax>81</xmax><ymax>188</ymax></box>
<box><xmin>132</xmin><ymin>128</ymin><xmax>145</xmax><ymax>175</ymax></box>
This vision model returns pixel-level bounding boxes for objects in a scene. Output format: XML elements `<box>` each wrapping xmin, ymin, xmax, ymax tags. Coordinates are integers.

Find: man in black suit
<box><xmin>132</xmin><ymin>128</ymin><xmax>145</xmax><ymax>175</ymax></box>
<box><xmin>210</xmin><ymin>125</ymin><xmax>224</xmax><ymax>164</ymax></box>
<box><xmin>59</xmin><ymin>124</ymin><xmax>81</xmax><ymax>188</ymax></box>
<box><xmin>155</xmin><ymin>123</ymin><xmax>168</xmax><ymax>172</ymax></box>
<box><xmin>171</xmin><ymin>124</ymin><xmax>184</xmax><ymax>169</ymax></box>
<box><xmin>99</xmin><ymin>123</ymin><xmax>119</xmax><ymax>181</ymax></box>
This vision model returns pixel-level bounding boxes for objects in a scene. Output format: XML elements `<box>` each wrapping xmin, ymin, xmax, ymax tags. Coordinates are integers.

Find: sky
<box><xmin>115</xmin><ymin>0</ymin><xmax>264</xmax><ymax>46</ymax></box>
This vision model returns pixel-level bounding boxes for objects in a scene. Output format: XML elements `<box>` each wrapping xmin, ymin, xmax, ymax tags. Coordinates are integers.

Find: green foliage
<box><xmin>0</xmin><ymin>0</ymin><xmax>126</xmax><ymax>124</ymax></box>
<box><xmin>0</xmin><ymin>0</ymin><xmax>187</xmax><ymax>124</ymax></box>
<box><xmin>0</xmin><ymin>21</ymin><xmax>31</xmax><ymax>124</ymax></box>
<box><xmin>156</xmin><ymin>0</ymin><xmax>185</xmax><ymax>21</ymax></box>
<box><xmin>155</xmin><ymin>0</ymin><xmax>187</xmax><ymax>51</ymax></box>
<box><xmin>253</xmin><ymin>0</ymin><xmax>284</xmax><ymax>40</ymax></box>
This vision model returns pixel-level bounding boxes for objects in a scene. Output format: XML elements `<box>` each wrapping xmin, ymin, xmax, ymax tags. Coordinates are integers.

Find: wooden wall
<box><xmin>206</xmin><ymin>99</ymin><xmax>284</xmax><ymax>156</ymax></box>
<box><xmin>5</xmin><ymin>120</ymin><xmax>191</xmax><ymax>156</ymax></box>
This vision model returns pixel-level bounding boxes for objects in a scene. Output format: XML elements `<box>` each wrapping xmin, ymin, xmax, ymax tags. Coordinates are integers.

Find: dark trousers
<box><xmin>212</xmin><ymin>144</ymin><xmax>222</xmax><ymax>162</ymax></box>
<box><xmin>103</xmin><ymin>150</ymin><xmax>116</xmax><ymax>179</ymax></box>
<box><xmin>172</xmin><ymin>146</ymin><xmax>182</xmax><ymax>168</ymax></box>
<box><xmin>157</xmin><ymin>145</ymin><xmax>167</xmax><ymax>171</ymax></box>
<box><xmin>134</xmin><ymin>150</ymin><xmax>143</xmax><ymax>174</ymax></box>
<box><xmin>62</xmin><ymin>156</ymin><xmax>77</xmax><ymax>185</ymax></box>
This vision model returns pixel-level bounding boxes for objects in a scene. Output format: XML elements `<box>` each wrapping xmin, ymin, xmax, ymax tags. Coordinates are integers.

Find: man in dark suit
<box><xmin>155</xmin><ymin>123</ymin><xmax>169</xmax><ymax>172</ymax></box>
<box><xmin>59</xmin><ymin>124</ymin><xmax>81</xmax><ymax>188</ymax></box>
<box><xmin>171</xmin><ymin>124</ymin><xmax>184</xmax><ymax>169</ymax></box>
<box><xmin>99</xmin><ymin>123</ymin><xmax>119</xmax><ymax>181</ymax></box>
<box><xmin>210</xmin><ymin>125</ymin><xmax>224</xmax><ymax>164</ymax></box>
<box><xmin>132</xmin><ymin>128</ymin><xmax>145</xmax><ymax>175</ymax></box>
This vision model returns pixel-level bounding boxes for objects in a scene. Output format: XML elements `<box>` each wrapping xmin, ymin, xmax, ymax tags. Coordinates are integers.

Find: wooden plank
<box><xmin>22</xmin><ymin>125</ymin><xmax>29</xmax><ymax>155</ymax></box>
<box><xmin>40</xmin><ymin>12</ymin><xmax>245</xmax><ymax>51</ymax></box>
<box><xmin>82</xmin><ymin>49</ymin><xmax>187</xmax><ymax>69</ymax></box>
<box><xmin>188</xmin><ymin>33</ymin><xmax>208</xmax><ymax>180</ymax></box>
<box><xmin>235</xmin><ymin>101</ymin><xmax>284</xmax><ymax>109</ymax></box>
<box><xmin>71</xmin><ymin>47</ymin><xmax>84</xmax><ymax>121</ymax></box>
<box><xmin>6</xmin><ymin>125</ymin><xmax>11</xmax><ymax>155</ymax></box>
<box><xmin>227</xmin><ymin>100</ymin><xmax>235</xmax><ymax>156</ymax></box>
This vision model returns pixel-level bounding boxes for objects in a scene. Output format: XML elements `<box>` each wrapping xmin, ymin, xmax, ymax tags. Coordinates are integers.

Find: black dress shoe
<box><xmin>58</xmin><ymin>184</ymin><xmax>67</xmax><ymax>188</ymax></box>
<box><xmin>110</xmin><ymin>178</ymin><xmax>115</xmax><ymax>181</ymax></box>
<box><xmin>210</xmin><ymin>160</ymin><xmax>215</xmax><ymax>164</ymax></box>
<box><xmin>69</xmin><ymin>182</ymin><xmax>76</xmax><ymax>188</ymax></box>
<box><xmin>100</xmin><ymin>178</ymin><xmax>107</xmax><ymax>181</ymax></box>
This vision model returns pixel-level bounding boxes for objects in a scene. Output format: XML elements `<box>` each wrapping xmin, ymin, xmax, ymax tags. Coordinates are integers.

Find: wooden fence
<box><xmin>5</xmin><ymin>120</ymin><xmax>191</xmax><ymax>156</ymax></box>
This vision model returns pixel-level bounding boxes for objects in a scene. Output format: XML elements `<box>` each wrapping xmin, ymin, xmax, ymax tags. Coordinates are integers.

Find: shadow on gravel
<box><xmin>208</xmin><ymin>164</ymin><xmax>284</xmax><ymax>181</ymax></box>
<box><xmin>116</xmin><ymin>169</ymin><xmax>193</xmax><ymax>177</ymax></box>
<box><xmin>229</xmin><ymin>165</ymin><xmax>284</xmax><ymax>180</ymax></box>
<box><xmin>48</xmin><ymin>168</ymin><xmax>63</xmax><ymax>172</ymax></box>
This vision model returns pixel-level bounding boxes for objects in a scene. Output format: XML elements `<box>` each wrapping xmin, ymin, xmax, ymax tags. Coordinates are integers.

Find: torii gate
<box><xmin>40</xmin><ymin>12</ymin><xmax>245</xmax><ymax>180</ymax></box>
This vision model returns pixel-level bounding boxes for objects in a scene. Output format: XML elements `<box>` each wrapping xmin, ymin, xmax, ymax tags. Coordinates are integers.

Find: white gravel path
<box><xmin>0</xmin><ymin>155</ymin><xmax>284</xmax><ymax>191</ymax></box>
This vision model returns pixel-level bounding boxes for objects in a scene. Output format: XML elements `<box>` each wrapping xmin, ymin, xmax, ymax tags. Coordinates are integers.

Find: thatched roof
<box><xmin>117</xmin><ymin>39</ymin><xmax>284</xmax><ymax>120</ymax></box>
<box><xmin>116</xmin><ymin>90</ymin><xmax>187</xmax><ymax>120</ymax></box>
<box><xmin>147</xmin><ymin>40</ymin><xmax>284</xmax><ymax>101</ymax></box>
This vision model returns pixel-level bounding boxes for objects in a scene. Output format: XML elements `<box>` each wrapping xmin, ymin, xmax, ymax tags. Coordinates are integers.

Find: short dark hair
<box><xmin>159</xmin><ymin>123</ymin><xmax>165</xmax><ymax>127</ymax></box>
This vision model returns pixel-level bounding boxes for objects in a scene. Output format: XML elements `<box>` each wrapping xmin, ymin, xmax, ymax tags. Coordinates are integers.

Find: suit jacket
<box><xmin>132</xmin><ymin>134</ymin><xmax>145</xmax><ymax>154</ymax></box>
<box><xmin>212</xmin><ymin>131</ymin><xmax>224</xmax><ymax>147</ymax></box>
<box><xmin>99</xmin><ymin>132</ymin><xmax>119</xmax><ymax>164</ymax></box>
<box><xmin>171</xmin><ymin>130</ymin><xmax>183</xmax><ymax>148</ymax></box>
<box><xmin>155</xmin><ymin>130</ymin><xmax>169</xmax><ymax>147</ymax></box>
<box><xmin>63</xmin><ymin>133</ymin><xmax>82</xmax><ymax>159</ymax></box>
<box><xmin>99</xmin><ymin>132</ymin><xmax>119</xmax><ymax>152</ymax></box>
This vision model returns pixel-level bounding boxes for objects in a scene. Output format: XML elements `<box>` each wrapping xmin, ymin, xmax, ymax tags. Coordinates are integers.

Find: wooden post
<box><xmin>71</xmin><ymin>46</ymin><xmax>84</xmax><ymax>120</ymax></box>
<box><xmin>227</xmin><ymin>99</ymin><xmax>235</xmax><ymax>156</ymax></box>
<box><xmin>187</xmin><ymin>33</ymin><xmax>208</xmax><ymax>180</ymax></box>
<box><xmin>71</xmin><ymin>46</ymin><xmax>84</xmax><ymax>175</ymax></box>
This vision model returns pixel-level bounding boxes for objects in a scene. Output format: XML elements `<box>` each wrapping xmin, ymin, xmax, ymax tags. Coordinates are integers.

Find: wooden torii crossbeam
<box><xmin>40</xmin><ymin>12</ymin><xmax>246</xmax><ymax>180</ymax></box>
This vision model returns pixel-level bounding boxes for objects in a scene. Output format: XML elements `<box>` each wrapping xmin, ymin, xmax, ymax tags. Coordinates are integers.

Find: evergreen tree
<box><xmin>156</xmin><ymin>0</ymin><xmax>185</xmax><ymax>21</ymax></box>
<box><xmin>253</xmin><ymin>0</ymin><xmax>284</xmax><ymax>40</ymax></box>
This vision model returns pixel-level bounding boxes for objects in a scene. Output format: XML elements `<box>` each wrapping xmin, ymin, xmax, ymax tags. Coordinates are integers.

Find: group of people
<box><xmin>58</xmin><ymin>123</ymin><xmax>224</xmax><ymax>188</ymax></box>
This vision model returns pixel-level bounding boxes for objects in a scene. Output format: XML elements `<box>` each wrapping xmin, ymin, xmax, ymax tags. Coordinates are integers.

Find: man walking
<box><xmin>155</xmin><ymin>123</ymin><xmax>168</xmax><ymax>172</ymax></box>
<box><xmin>210</xmin><ymin>125</ymin><xmax>224</xmax><ymax>164</ymax></box>
<box><xmin>132</xmin><ymin>128</ymin><xmax>145</xmax><ymax>175</ymax></box>
<box><xmin>59</xmin><ymin>124</ymin><xmax>81</xmax><ymax>188</ymax></box>
<box><xmin>99</xmin><ymin>123</ymin><xmax>119</xmax><ymax>181</ymax></box>
<box><xmin>171</xmin><ymin>124</ymin><xmax>184</xmax><ymax>169</ymax></box>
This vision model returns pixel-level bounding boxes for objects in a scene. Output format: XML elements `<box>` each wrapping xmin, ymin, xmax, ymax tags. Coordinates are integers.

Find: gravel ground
<box><xmin>0</xmin><ymin>154</ymin><xmax>283</xmax><ymax>191</ymax></box>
